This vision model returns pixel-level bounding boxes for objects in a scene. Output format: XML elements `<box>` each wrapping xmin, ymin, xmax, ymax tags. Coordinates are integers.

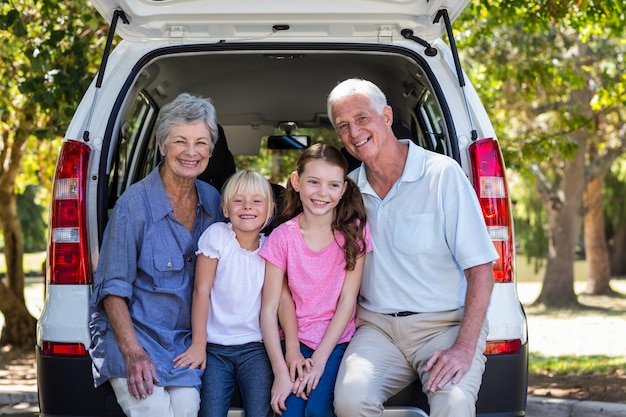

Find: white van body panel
<box><xmin>37</xmin><ymin>285</ymin><xmax>92</xmax><ymax>347</ymax></box>
<box><xmin>92</xmin><ymin>0</ymin><xmax>470</xmax><ymax>42</ymax></box>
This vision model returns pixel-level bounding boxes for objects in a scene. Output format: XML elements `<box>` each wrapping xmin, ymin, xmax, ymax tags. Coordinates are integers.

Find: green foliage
<box><xmin>0</xmin><ymin>0</ymin><xmax>108</xmax><ymax>308</ymax></box>
<box><xmin>456</xmin><ymin>1</ymin><xmax>626</xmax><ymax>262</ymax></box>
<box><xmin>510</xmin><ymin>173</ymin><xmax>549</xmax><ymax>265</ymax></box>
<box><xmin>458</xmin><ymin>0</ymin><xmax>626</xmax><ymax>171</ymax></box>
<box><xmin>1</xmin><ymin>0</ymin><xmax>107</xmax><ymax>191</ymax></box>
<box><xmin>16</xmin><ymin>185</ymin><xmax>47</xmax><ymax>252</ymax></box>
<box><xmin>530</xmin><ymin>352</ymin><xmax>626</xmax><ymax>375</ymax></box>
<box><xmin>603</xmin><ymin>159</ymin><xmax>626</xmax><ymax>234</ymax></box>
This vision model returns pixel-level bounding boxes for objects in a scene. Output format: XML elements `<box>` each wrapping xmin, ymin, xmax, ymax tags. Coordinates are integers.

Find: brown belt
<box><xmin>386</xmin><ymin>311</ymin><xmax>419</xmax><ymax>317</ymax></box>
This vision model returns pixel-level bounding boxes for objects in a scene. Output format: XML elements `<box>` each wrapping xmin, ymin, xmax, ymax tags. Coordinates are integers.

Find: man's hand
<box><xmin>424</xmin><ymin>344</ymin><xmax>473</xmax><ymax>393</ymax></box>
<box><xmin>423</xmin><ymin>261</ymin><xmax>494</xmax><ymax>392</ymax></box>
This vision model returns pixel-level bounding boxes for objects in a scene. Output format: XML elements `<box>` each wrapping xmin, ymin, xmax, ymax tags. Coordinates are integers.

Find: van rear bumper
<box><xmin>37</xmin><ymin>347</ymin><xmax>123</xmax><ymax>417</ymax></box>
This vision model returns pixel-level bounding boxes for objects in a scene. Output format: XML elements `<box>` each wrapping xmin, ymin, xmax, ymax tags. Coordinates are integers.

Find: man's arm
<box><xmin>424</xmin><ymin>261</ymin><xmax>494</xmax><ymax>392</ymax></box>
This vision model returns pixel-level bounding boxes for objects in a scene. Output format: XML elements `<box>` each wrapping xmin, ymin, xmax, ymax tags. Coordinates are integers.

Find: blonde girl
<box><xmin>175</xmin><ymin>170</ymin><xmax>275</xmax><ymax>417</ymax></box>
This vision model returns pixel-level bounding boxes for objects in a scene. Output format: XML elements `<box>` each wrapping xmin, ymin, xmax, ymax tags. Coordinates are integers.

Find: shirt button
<box><xmin>187</xmin><ymin>256</ymin><xmax>193</xmax><ymax>263</ymax></box>
<box><xmin>167</xmin><ymin>262</ymin><xmax>172</xmax><ymax>268</ymax></box>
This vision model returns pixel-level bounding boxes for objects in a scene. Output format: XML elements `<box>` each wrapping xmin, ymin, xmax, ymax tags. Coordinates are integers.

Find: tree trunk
<box><xmin>0</xmin><ymin>104</ymin><xmax>37</xmax><ymax>347</ymax></box>
<box><xmin>0</xmin><ymin>281</ymin><xmax>37</xmax><ymax>347</ymax></box>
<box><xmin>0</xmin><ymin>189</ymin><xmax>26</xmax><ymax>301</ymax></box>
<box><xmin>609</xmin><ymin>223</ymin><xmax>626</xmax><ymax>277</ymax></box>
<box><xmin>583</xmin><ymin>174</ymin><xmax>616</xmax><ymax>294</ymax></box>
<box><xmin>535</xmin><ymin>133</ymin><xmax>587</xmax><ymax>308</ymax></box>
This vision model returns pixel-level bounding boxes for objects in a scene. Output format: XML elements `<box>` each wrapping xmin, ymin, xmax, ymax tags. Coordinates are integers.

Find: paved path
<box><xmin>518</xmin><ymin>281</ymin><xmax>626</xmax><ymax>357</ymax></box>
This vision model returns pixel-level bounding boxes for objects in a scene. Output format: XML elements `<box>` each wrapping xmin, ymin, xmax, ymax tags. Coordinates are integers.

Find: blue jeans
<box><xmin>282</xmin><ymin>342</ymin><xmax>348</xmax><ymax>417</ymax></box>
<box><xmin>199</xmin><ymin>341</ymin><xmax>273</xmax><ymax>417</ymax></box>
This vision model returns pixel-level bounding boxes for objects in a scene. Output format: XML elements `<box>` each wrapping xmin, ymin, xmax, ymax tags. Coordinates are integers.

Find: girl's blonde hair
<box><xmin>221</xmin><ymin>170</ymin><xmax>275</xmax><ymax>230</ymax></box>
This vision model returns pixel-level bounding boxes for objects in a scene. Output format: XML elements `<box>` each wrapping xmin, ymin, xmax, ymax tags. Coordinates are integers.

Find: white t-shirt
<box><xmin>195</xmin><ymin>222</ymin><xmax>266</xmax><ymax>345</ymax></box>
<box><xmin>349</xmin><ymin>140</ymin><xmax>499</xmax><ymax>314</ymax></box>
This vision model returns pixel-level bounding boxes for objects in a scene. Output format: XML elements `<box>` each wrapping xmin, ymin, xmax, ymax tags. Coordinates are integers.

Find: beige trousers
<box><xmin>334</xmin><ymin>306</ymin><xmax>488</xmax><ymax>417</ymax></box>
<box><xmin>110</xmin><ymin>378</ymin><xmax>200</xmax><ymax>417</ymax></box>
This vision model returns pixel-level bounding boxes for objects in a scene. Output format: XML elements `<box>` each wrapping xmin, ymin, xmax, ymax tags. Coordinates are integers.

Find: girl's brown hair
<box><xmin>279</xmin><ymin>143</ymin><xmax>367</xmax><ymax>271</ymax></box>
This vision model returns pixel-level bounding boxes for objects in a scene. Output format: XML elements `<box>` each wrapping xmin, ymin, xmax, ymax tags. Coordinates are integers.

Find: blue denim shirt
<box><xmin>89</xmin><ymin>167</ymin><xmax>225</xmax><ymax>390</ymax></box>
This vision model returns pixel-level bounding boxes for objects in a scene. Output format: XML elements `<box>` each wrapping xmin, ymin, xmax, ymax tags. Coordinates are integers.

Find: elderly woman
<box><xmin>89</xmin><ymin>93</ymin><xmax>226</xmax><ymax>417</ymax></box>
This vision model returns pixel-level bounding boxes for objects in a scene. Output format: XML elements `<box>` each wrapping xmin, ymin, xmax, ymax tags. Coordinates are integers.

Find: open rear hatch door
<box><xmin>91</xmin><ymin>0</ymin><xmax>470</xmax><ymax>42</ymax></box>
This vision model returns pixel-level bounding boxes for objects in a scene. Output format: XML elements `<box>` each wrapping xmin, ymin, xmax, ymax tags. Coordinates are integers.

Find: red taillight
<box><xmin>485</xmin><ymin>339</ymin><xmax>523</xmax><ymax>355</ymax></box>
<box><xmin>41</xmin><ymin>341</ymin><xmax>87</xmax><ymax>357</ymax></box>
<box><xmin>468</xmin><ymin>138</ymin><xmax>514</xmax><ymax>283</ymax></box>
<box><xmin>48</xmin><ymin>140</ymin><xmax>91</xmax><ymax>285</ymax></box>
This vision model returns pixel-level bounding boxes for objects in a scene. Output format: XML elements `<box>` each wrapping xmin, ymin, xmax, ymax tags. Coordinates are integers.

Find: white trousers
<box><xmin>110</xmin><ymin>378</ymin><xmax>200</xmax><ymax>417</ymax></box>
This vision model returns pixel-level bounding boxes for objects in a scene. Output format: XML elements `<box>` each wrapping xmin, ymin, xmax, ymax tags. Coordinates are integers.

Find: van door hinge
<box><xmin>169</xmin><ymin>26</ymin><xmax>185</xmax><ymax>43</ymax></box>
<box><xmin>83</xmin><ymin>9</ymin><xmax>129</xmax><ymax>142</ymax></box>
<box><xmin>434</xmin><ymin>8</ymin><xmax>478</xmax><ymax>141</ymax></box>
<box><xmin>378</xmin><ymin>25</ymin><xmax>393</xmax><ymax>42</ymax></box>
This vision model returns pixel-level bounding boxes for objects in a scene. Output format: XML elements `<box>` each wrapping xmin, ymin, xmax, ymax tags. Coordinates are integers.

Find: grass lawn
<box><xmin>0</xmin><ymin>251</ymin><xmax>48</xmax><ymax>326</ymax></box>
<box><xmin>516</xmin><ymin>255</ymin><xmax>591</xmax><ymax>283</ymax></box>
<box><xmin>0</xmin><ymin>251</ymin><xmax>47</xmax><ymax>275</ymax></box>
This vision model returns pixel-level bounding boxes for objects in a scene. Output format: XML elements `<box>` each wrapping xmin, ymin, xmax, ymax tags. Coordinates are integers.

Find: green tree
<box><xmin>457</xmin><ymin>0</ymin><xmax>626</xmax><ymax>307</ymax></box>
<box><xmin>603</xmin><ymin>159</ymin><xmax>626</xmax><ymax>277</ymax></box>
<box><xmin>0</xmin><ymin>0</ymin><xmax>106</xmax><ymax>346</ymax></box>
<box><xmin>16</xmin><ymin>185</ymin><xmax>47</xmax><ymax>253</ymax></box>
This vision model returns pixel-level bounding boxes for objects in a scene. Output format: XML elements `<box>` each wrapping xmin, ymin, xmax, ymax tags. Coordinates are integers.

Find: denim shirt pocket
<box><xmin>393</xmin><ymin>211</ymin><xmax>434</xmax><ymax>255</ymax></box>
<box><xmin>152</xmin><ymin>253</ymin><xmax>185</xmax><ymax>290</ymax></box>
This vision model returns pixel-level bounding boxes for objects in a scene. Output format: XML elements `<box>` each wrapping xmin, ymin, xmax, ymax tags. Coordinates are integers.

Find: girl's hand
<box><xmin>294</xmin><ymin>359</ymin><xmax>326</xmax><ymax>398</ymax></box>
<box><xmin>285</xmin><ymin>348</ymin><xmax>314</xmax><ymax>382</ymax></box>
<box><xmin>270</xmin><ymin>372</ymin><xmax>294</xmax><ymax>415</ymax></box>
<box><xmin>173</xmin><ymin>344</ymin><xmax>206</xmax><ymax>370</ymax></box>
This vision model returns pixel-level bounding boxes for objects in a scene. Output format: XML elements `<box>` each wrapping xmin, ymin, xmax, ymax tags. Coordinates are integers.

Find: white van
<box><xmin>37</xmin><ymin>1</ymin><xmax>528</xmax><ymax>416</ymax></box>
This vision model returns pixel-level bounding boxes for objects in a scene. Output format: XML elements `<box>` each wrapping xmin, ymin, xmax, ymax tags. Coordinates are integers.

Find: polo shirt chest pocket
<box><xmin>393</xmin><ymin>211</ymin><xmax>434</xmax><ymax>255</ymax></box>
<box><xmin>153</xmin><ymin>253</ymin><xmax>185</xmax><ymax>290</ymax></box>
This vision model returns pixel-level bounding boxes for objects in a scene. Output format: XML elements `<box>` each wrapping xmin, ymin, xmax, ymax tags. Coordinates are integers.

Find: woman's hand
<box><xmin>123</xmin><ymin>348</ymin><xmax>160</xmax><ymax>400</ymax></box>
<box><xmin>103</xmin><ymin>295</ymin><xmax>160</xmax><ymax>400</ymax></box>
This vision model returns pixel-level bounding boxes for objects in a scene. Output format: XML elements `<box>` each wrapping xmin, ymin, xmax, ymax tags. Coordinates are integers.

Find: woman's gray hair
<box><xmin>327</xmin><ymin>78</ymin><xmax>388</xmax><ymax>127</ymax></box>
<box><xmin>155</xmin><ymin>93</ymin><xmax>219</xmax><ymax>153</ymax></box>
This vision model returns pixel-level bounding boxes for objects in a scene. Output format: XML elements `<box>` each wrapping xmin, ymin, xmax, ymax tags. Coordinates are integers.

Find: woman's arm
<box><xmin>173</xmin><ymin>254</ymin><xmax>218</xmax><ymax>370</ymax></box>
<box><xmin>104</xmin><ymin>295</ymin><xmax>159</xmax><ymax>400</ymax></box>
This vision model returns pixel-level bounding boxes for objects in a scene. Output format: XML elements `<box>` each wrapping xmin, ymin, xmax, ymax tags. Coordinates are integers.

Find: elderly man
<box><xmin>328</xmin><ymin>78</ymin><xmax>498</xmax><ymax>417</ymax></box>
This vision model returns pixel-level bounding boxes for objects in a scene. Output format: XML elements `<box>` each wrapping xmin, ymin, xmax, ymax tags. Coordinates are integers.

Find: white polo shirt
<box><xmin>349</xmin><ymin>140</ymin><xmax>499</xmax><ymax>314</ymax></box>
